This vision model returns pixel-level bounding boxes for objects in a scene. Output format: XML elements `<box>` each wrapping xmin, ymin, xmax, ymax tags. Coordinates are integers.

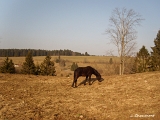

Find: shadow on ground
<box><xmin>78</xmin><ymin>78</ymin><xmax>104</xmax><ymax>86</ymax></box>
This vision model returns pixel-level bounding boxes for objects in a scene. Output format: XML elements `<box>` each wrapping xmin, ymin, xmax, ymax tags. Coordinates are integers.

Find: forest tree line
<box><xmin>0</xmin><ymin>49</ymin><xmax>90</xmax><ymax>57</ymax></box>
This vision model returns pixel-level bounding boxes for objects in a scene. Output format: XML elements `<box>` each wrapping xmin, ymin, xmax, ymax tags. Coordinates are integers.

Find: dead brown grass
<box><xmin>0</xmin><ymin>72</ymin><xmax>160</xmax><ymax>120</ymax></box>
<box><xmin>0</xmin><ymin>56</ymin><xmax>134</xmax><ymax>76</ymax></box>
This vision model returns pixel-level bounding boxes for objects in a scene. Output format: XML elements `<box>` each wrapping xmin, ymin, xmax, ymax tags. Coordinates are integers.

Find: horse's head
<box><xmin>96</xmin><ymin>74</ymin><xmax>104</xmax><ymax>82</ymax></box>
<box><xmin>96</xmin><ymin>75</ymin><xmax>101</xmax><ymax>80</ymax></box>
<box><xmin>92</xmin><ymin>68</ymin><xmax>104</xmax><ymax>82</ymax></box>
<box><xmin>94</xmin><ymin>69</ymin><xmax>103</xmax><ymax>82</ymax></box>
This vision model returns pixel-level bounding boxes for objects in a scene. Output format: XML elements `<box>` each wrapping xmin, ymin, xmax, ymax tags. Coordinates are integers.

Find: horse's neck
<box><xmin>93</xmin><ymin>73</ymin><xmax>97</xmax><ymax>76</ymax></box>
<box><xmin>93</xmin><ymin>70</ymin><xmax>99</xmax><ymax>77</ymax></box>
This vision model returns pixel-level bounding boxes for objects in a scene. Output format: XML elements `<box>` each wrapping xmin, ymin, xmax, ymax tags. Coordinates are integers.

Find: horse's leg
<box><xmin>75</xmin><ymin>79</ymin><xmax>78</xmax><ymax>87</ymax></box>
<box><xmin>72</xmin><ymin>78</ymin><xmax>78</xmax><ymax>88</ymax></box>
<box><xmin>71</xmin><ymin>79</ymin><xmax>75</xmax><ymax>87</ymax></box>
<box><xmin>72</xmin><ymin>72</ymin><xmax>76</xmax><ymax>87</ymax></box>
<box><xmin>84</xmin><ymin>76</ymin><xmax>88</xmax><ymax>85</ymax></box>
<box><xmin>89</xmin><ymin>75</ymin><xmax>92</xmax><ymax>85</ymax></box>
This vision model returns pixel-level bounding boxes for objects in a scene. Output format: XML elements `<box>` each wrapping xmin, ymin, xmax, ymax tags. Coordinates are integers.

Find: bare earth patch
<box><xmin>0</xmin><ymin>72</ymin><xmax>160</xmax><ymax>120</ymax></box>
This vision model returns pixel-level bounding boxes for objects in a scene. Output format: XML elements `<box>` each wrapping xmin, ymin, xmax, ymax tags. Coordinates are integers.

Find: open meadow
<box><xmin>0</xmin><ymin>72</ymin><xmax>160</xmax><ymax>120</ymax></box>
<box><xmin>0</xmin><ymin>56</ymin><xmax>160</xmax><ymax>120</ymax></box>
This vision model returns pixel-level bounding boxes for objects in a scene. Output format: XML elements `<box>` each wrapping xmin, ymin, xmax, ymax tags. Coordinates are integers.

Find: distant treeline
<box><xmin>0</xmin><ymin>49</ymin><xmax>90</xmax><ymax>57</ymax></box>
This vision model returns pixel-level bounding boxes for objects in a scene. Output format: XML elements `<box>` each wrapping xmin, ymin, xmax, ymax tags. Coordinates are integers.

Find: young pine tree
<box><xmin>71</xmin><ymin>62</ymin><xmax>78</xmax><ymax>71</ymax></box>
<box><xmin>21</xmin><ymin>51</ymin><xmax>36</xmax><ymax>74</ymax></box>
<box><xmin>150</xmin><ymin>30</ymin><xmax>160</xmax><ymax>71</ymax></box>
<box><xmin>35</xmin><ymin>63</ymin><xmax>41</xmax><ymax>75</ymax></box>
<box><xmin>0</xmin><ymin>57</ymin><xmax>15</xmax><ymax>73</ymax></box>
<box><xmin>40</xmin><ymin>55</ymin><xmax>56</xmax><ymax>76</ymax></box>
<box><xmin>109</xmin><ymin>58</ymin><xmax>113</xmax><ymax>64</ymax></box>
<box><xmin>135</xmin><ymin>46</ymin><xmax>150</xmax><ymax>72</ymax></box>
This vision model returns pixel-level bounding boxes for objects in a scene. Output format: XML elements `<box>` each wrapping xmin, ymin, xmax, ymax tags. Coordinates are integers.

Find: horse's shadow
<box><xmin>78</xmin><ymin>78</ymin><xmax>104</xmax><ymax>86</ymax></box>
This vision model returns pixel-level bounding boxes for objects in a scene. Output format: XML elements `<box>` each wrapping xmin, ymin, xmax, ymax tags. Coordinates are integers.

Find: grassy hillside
<box><xmin>0</xmin><ymin>72</ymin><xmax>160</xmax><ymax>120</ymax></box>
<box><xmin>0</xmin><ymin>56</ymin><xmax>133</xmax><ymax>76</ymax></box>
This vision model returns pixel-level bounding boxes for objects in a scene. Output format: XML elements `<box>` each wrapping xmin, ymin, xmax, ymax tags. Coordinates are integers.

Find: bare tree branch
<box><xmin>106</xmin><ymin>8</ymin><xmax>144</xmax><ymax>75</ymax></box>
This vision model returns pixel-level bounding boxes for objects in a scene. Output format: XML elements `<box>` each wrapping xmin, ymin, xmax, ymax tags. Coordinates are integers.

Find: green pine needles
<box><xmin>0</xmin><ymin>57</ymin><xmax>15</xmax><ymax>73</ymax></box>
<box><xmin>21</xmin><ymin>51</ymin><xmax>36</xmax><ymax>74</ymax></box>
<box><xmin>40</xmin><ymin>55</ymin><xmax>56</xmax><ymax>76</ymax></box>
<box><xmin>150</xmin><ymin>30</ymin><xmax>160</xmax><ymax>71</ymax></box>
<box><xmin>21</xmin><ymin>51</ymin><xmax>56</xmax><ymax>75</ymax></box>
<box><xmin>71</xmin><ymin>62</ymin><xmax>78</xmax><ymax>71</ymax></box>
<box><xmin>135</xmin><ymin>30</ymin><xmax>160</xmax><ymax>72</ymax></box>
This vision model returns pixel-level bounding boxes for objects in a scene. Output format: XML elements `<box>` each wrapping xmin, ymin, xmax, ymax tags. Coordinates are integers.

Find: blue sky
<box><xmin>0</xmin><ymin>0</ymin><xmax>160</xmax><ymax>55</ymax></box>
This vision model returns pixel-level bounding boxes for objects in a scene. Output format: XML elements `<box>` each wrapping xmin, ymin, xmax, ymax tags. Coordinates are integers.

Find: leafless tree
<box><xmin>106</xmin><ymin>8</ymin><xmax>143</xmax><ymax>75</ymax></box>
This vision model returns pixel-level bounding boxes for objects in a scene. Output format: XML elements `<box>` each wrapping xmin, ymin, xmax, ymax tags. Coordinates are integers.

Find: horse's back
<box><xmin>74</xmin><ymin>66</ymin><xmax>94</xmax><ymax>76</ymax></box>
<box><xmin>75</xmin><ymin>66</ymin><xmax>93</xmax><ymax>72</ymax></box>
<box><xmin>74</xmin><ymin>67</ymin><xmax>86</xmax><ymax>76</ymax></box>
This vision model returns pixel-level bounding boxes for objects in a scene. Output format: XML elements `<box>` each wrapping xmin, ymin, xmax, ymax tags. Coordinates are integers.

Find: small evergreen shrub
<box><xmin>21</xmin><ymin>51</ymin><xmax>36</xmax><ymax>74</ymax></box>
<box><xmin>40</xmin><ymin>55</ymin><xmax>56</xmax><ymax>76</ymax></box>
<box><xmin>71</xmin><ymin>62</ymin><xmax>78</xmax><ymax>71</ymax></box>
<box><xmin>0</xmin><ymin>57</ymin><xmax>15</xmax><ymax>73</ymax></box>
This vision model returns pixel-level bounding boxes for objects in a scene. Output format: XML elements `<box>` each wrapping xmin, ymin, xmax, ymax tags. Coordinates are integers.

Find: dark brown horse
<box><xmin>72</xmin><ymin>66</ymin><xmax>102</xmax><ymax>88</ymax></box>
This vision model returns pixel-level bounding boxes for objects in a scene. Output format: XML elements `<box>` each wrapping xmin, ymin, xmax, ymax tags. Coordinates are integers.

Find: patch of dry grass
<box><xmin>0</xmin><ymin>72</ymin><xmax>160</xmax><ymax>120</ymax></box>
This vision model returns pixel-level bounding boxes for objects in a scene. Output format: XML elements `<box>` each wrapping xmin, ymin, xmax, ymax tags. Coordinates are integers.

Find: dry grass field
<box><xmin>0</xmin><ymin>56</ymin><xmax>129</xmax><ymax>76</ymax></box>
<box><xmin>0</xmin><ymin>71</ymin><xmax>160</xmax><ymax>120</ymax></box>
<box><xmin>0</xmin><ymin>56</ymin><xmax>159</xmax><ymax>119</ymax></box>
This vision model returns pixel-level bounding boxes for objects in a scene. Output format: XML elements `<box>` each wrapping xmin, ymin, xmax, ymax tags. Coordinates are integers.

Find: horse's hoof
<box><xmin>72</xmin><ymin>86</ymin><xmax>77</xmax><ymax>88</ymax></box>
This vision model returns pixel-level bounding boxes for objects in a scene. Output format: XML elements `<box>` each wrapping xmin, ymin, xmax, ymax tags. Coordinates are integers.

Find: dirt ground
<box><xmin>0</xmin><ymin>72</ymin><xmax>160</xmax><ymax>120</ymax></box>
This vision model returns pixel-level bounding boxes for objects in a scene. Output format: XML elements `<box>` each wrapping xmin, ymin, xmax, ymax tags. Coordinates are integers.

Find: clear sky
<box><xmin>0</xmin><ymin>0</ymin><xmax>160</xmax><ymax>55</ymax></box>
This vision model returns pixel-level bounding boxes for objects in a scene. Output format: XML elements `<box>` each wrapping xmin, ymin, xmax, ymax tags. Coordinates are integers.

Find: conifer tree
<box><xmin>135</xmin><ymin>46</ymin><xmax>150</xmax><ymax>72</ymax></box>
<box><xmin>8</xmin><ymin>59</ymin><xmax>16</xmax><ymax>73</ymax></box>
<box><xmin>21</xmin><ymin>51</ymin><xmax>36</xmax><ymax>74</ymax></box>
<box><xmin>0</xmin><ymin>57</ymin><xmax>15</xmax><ymax>73</ymax></box>
<box><xmin>35</xmin><ymin>63</ymin><xmax>41</xmax><ymax>75</ymax></box>
<box><xmin>40</xmin><ymin>55</ymin><xmax>56</xmax><ymax>76</ymax></box>
<box><xmin>71</xmin><ymin>62</ymin><xmax>78</xmax><ymax>71</ymax></box>
<box><xmin>59</xmin><ymin>59</ymin><xmax>66</xmax><ymax>67</ymax></box>
<box><xmin>150</xmin><ymin>30</ymin><xmax>160</xmax><ymax>71</ymax></box>
<box><xmin>109</xmin><ymin>58</ymin><xmax>113</xmax><ymax>64</ymax></box>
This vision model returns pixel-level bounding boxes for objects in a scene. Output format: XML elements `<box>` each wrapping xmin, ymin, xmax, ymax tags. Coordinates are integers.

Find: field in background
<box><xmin>0</xmin><ymin>72</ymin><xmax>160</xmax><ymax>119</ymax></box>
<box><xmin>0</xmin><ymin>56</ymin><xmax>134</xmax><ymax>76</ymax></box>
<box><xmin>0</xmin><ymin>56</ymin><xmax>119</xmax><ymax>64</ymax></box>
